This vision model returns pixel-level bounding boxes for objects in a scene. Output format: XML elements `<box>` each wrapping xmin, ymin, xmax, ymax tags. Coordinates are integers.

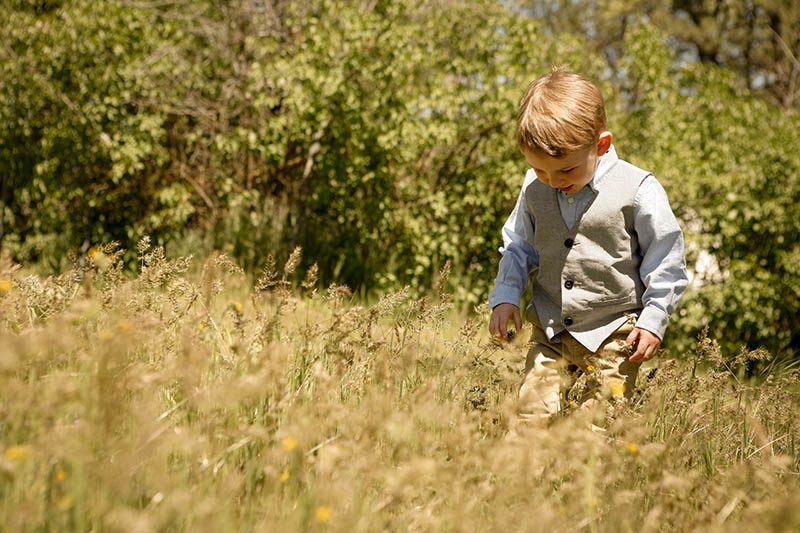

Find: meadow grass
<box><xmin>1</xmin><ymin>243</ymin><xmax>799</xmax><ymax>532</ymax></box>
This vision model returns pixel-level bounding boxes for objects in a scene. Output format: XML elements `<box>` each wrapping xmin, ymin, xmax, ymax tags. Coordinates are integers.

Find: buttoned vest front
<box><xmin>524</xmin><ymin>159</ymin><xmax>650</xmax><ymax>348</ymax></box>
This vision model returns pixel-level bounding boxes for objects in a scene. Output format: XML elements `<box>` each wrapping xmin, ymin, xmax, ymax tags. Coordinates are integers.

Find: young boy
<box><xmin>489</xmin><ymin>68</ymin><xmax>688</xmax><ymax>422</ymax></box>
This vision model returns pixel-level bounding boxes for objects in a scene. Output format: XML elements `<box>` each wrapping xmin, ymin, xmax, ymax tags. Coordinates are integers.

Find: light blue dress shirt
<box><xmin>488</xmin><ymin>145</ymin><xmax>688</xmax><ymax>345</ymax></box>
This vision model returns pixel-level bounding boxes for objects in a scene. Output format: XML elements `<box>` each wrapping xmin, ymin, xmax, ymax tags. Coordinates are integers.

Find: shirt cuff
<box><xmin>488</xmin><ymin>284</ymin><xmax>523</xmax><ymax>309</ymax></box>
<box><xmin>635</xmin><ymin>306</ymin><xmax>669</xmax><ymax>340</ymax></box>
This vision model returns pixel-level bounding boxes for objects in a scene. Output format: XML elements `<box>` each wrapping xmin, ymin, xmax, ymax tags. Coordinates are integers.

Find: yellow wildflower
<box><xmin>56</xmin><ymin>494</ymin><xmax>74</xmax><ymax>511</ymax></box>
<box><xmin>232</xmin><ymin>301</ymin><xmax>243</xmax><ymax>314</ymax></box>
<box><xmin>117</xmin><ymin>320</ymin><xmax>132</xmax><ymax>333</ymax></box>
<box><xmin>56</xmin><ymin>470</ymin><xmax>67</xmax><ymax>481</ymax></box>
<box><xmin>610</xmin><ymin>381</ymin><xmax>626</xmax><ymax>398</ymax></box>
<box><xmin>0</xmin><ymin>277</ymin><xmax>12</xmax><ymax>295</ymax></box>
<box><xmin>624</xmin><ymin>442</ymin><xmax>639</xmax><ymax>456</ymax></box>
<box><xmin>586</xmin><ymin>364</ymin><xmax>596</xmax><ymax>373</ymax></box>
<box><xmin>279</xmin><ymin>469</ymin><xmax>290</xmax><ymax>482</ymax></box>
<box><xmin>281</xmin><ymin>436</ymin><xmax>299</xmax><ymax>452</ymax></box>
<box><xmin>315</xmin><ymin>505</ymin><xmax>333</xmax><ymax>523</ymax></box>
<box><xmin>89</xmin><ymin>249</ymin><xmax>111</xmax><ymax>271</ymax></box>
<box><xmin>98</xmin><ymin>329</ymin><xmax>113</xmax><ymax>341</ymax></box>
<box><xmin>4</xmin><ymin>445</ymin><xmax>32</xmax><ymax>461</ymax></box>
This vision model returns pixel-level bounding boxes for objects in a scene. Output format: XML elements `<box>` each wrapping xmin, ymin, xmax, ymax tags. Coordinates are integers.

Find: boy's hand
<box><xmin>625</xmin><ymin>327</ymin><xmax>661</xmax><ymax>362</ymax></box>
<box><xmin>489</xmin><ymin>303</ymin><xmax>522</xmax><ymax>342</ymax></box>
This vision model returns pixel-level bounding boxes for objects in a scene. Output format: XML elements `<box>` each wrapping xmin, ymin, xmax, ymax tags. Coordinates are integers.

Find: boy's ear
<box><xmin>596</xmin><ymin>131</ymin><xmax>613</xmax><ymax>155</ymax></box>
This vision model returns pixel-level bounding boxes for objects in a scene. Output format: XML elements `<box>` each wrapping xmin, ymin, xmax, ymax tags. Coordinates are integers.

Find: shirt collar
<box><xmin>588</xmin><ymin>144</ymin><xmax>618</xmax><ymax>192</ymax></box>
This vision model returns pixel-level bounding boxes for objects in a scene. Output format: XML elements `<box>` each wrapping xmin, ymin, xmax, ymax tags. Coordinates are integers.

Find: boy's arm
<box><xmin>631</xmin><ymin>176</ymin><xmax>689</xmax><ymax>343</ymax></box>
<box><xmin>488</xmin><ymin>172</ymin><xmax>540</xmax><ymax>338</ymax></box>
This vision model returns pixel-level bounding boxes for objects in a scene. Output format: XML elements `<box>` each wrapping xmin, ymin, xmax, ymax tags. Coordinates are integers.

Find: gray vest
<box><xmin>525</xmin><ymin>159</ymin><xmax>650</xmax><ymax>352</ymax></box>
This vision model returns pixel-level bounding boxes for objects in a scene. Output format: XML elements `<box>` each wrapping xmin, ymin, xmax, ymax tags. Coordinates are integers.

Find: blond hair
<box><xmin>516</xmin><ymin>67</ymin><xmax>606</xmax><ymax>158</ymax></box>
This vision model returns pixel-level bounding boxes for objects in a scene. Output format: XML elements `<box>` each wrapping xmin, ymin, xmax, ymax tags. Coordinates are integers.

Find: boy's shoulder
<box><xmin>612</xmin><ymin>157</ymin><xmax>652</xmax><ymax>181</ymax></box>
<box><xmin>602</xmin><ymin>158</ymin><xmax>654</xmax><ymax>194</ymax></box>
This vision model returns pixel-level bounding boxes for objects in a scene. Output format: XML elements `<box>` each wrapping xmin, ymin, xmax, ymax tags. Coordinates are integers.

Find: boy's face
<box><xmin>521</xmin><ymin>132</ymin><xmax>612</xmax><ymax>195</ymax></box>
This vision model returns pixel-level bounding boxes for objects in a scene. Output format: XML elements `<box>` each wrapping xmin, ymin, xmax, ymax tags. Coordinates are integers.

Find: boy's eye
<box><xmin>562</xmin><ymin>167</ymin><xmax>576</xmax><ymax>174</ymax></box>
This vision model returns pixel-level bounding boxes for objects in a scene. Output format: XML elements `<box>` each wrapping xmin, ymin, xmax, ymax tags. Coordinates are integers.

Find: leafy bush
<box><xmin>616</xmin><ymin>25</ymin><xmax>800</xmax><ymax>358</ymax></box>
<box><xmin>1</xmin><ymin>3</ymin><xmax>798</xmax><ymax>357</ymax></box>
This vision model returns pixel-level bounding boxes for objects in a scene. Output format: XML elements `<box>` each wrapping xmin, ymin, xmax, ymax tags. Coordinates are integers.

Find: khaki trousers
<box><xmin>517</xmin><ymin>314</ymin><xmax>640</xmax><ymax>423</ymax></box>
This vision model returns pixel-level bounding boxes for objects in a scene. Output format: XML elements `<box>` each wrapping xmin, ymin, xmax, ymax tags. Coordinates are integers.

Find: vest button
<box><xmin>564</xmin><ymin>280</ymin><xmax>574</xmax><ymax>289</ymax></box>
<box><xmin>563</xmin><ymin>316</ymin><xmax>574</xmax><ymax>326</ymax></box>
<box><xmin>564</xmin><ymin>238</ymin><xmax>574</xmax><ymax>248</ymax></box>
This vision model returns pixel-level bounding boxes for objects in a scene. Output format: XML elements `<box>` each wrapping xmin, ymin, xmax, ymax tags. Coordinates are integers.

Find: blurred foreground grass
<box><xmin>1</xmin><ymin>242</ymin><xmax>799</xmax><ymax>532</ymax></box>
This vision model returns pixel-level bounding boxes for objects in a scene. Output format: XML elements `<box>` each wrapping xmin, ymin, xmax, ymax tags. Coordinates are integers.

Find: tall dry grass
<box><xmin>1</xmin><ymin>242</ymin><xmax>799</xmax><ymax>532</ymax></box>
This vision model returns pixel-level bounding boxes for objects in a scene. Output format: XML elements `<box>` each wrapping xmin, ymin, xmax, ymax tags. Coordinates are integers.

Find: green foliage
<box><xmin>0</xmin><ymin>3</ymin><xmax>179</xmax><ymax>267</ymax></box>
<box><xmin>1</xmin><ymin>3</ymin><xmax>798</xmax><ymax>356</ymax></box>
<box><xmin>616</xmin><ymin>25</ymin><xmax>800</xmax><ymax>358</ymax></box>
<box><xmin>0</xmin><ymin>0</ymin><xmax>601</xmax><ymax>291</ymax></box>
